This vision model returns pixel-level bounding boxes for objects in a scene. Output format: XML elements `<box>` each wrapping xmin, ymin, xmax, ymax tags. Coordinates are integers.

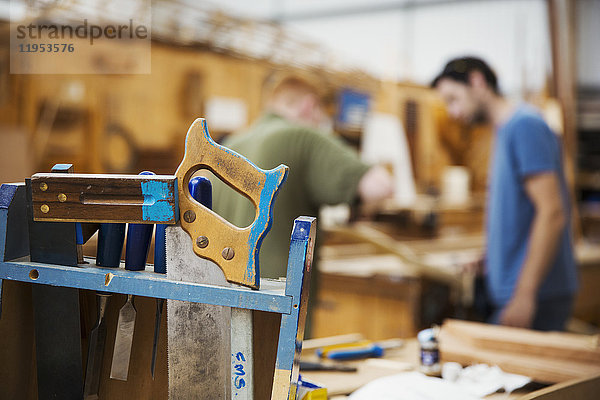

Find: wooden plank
<box><xmin>0</xmin><ymin>280</ymin><xmax>37</xmax><ymax>400</ymax></box>
<box><xmin>439</xmin><ymin>320</ymin><xmax>600</xmax><ymax>384</ymax></box>
<box><xmin>302</xmin><ymin>334</ymin><xmax>365</xmax><ymax>351</ymax></box>
<box><xmin>253</xmin><ymin>307</ymin><xmax>280</xmax><ymax>400</ymax></box>
<box><xmin>547</xmin><ymin>0</ymin><xmax>580</xmax><ymax>240</ymax></box>
<box><xmin>519</xmin><ymin>374</ymin><xmax>600</xmax><ymax>400</ymax></box>
<box><xmin>323</xmin><ymin>224</ymin><xmax>461</xmax><ymax>287</ymax></box>
<box><xmin>442</xmin><ymin>319</ymin><xmax>600</xmax><ymax>364</ymax></box>
<box><xmin>30</xmin><ymin>173</ymin><xmax>178</xmax><ymax>224</ymax></box>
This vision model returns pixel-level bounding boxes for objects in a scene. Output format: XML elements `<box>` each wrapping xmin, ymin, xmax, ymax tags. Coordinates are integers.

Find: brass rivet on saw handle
<box><xmin>183</xmin><ymin>210</ymin><xmax>196</xmax><ymax>223</ymax></box>
<box><xmin>40</xmin><ymin>182</ymin><xmax>48</xmax><ymax>191</ymax></box>
<box><xmin>196</xmin><ymin>236</ymin><xmax>209</xmax><ymax>248</ymax></box>
<box><xmin>40</xmin><ymin>204</ymin><xmax>49</xmax><ymax>213</ymax></box>
<box><xmin>222</xmin><ymin>247</ymin><xmax>235</xmax><ymax>260</ymax></box>
<box><xmin>58</xmin><ymin>193</ymin><xmax>67</xmax><ymax>202</ymax></box>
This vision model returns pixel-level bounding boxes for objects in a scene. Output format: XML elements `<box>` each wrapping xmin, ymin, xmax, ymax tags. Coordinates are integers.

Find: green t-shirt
<box><xmin>212</xmin><ymin>112</ymin><xmax>370</xmax><ymax>279</ymax></box>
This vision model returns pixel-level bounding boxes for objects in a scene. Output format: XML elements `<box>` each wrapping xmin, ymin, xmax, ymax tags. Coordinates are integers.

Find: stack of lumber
<box><xmin>439</xmin><ymin>319</ymin><xmax>600</xmax><ymax>384</ymax></box>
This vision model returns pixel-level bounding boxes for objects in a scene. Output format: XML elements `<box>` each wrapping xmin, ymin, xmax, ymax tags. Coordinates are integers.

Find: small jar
<box><xmin>418</xmin><ymin>327</ymin><xmax>441</xmax><ymax>376</ymax></box>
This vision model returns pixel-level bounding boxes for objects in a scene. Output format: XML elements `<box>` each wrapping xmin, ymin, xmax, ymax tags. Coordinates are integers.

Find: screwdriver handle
<box><xmin>125</xmin><ymin>171</ymin><xmax>155</xmax><ymax>272</ymax></box>
<box><xmin>188</xmin><ymin>176</ymin><xmax>212</xmax><ymax>210</ymax></box>
<box><xmin>153</xmin><ymin>224</ymin><xmax>166</xmax><ymax>275</ymax></box>
<box><xmin>96</xmin><ymin>223</ymin><xmax>125</xmax><ymax>268</ymax></box>
<box><xmin>320</xmin><ymin>344</ymin><xmax>384</xmax><ymax>361</ymax></box>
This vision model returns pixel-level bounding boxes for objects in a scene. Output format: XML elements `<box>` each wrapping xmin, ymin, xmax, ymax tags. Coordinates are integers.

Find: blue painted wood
<box><xmin>0</xmin><ymin>183</ymin><xmax>17</xmax><ymax>262</ymax></box>
<box><xmin>0</xmin><ymin>185</ymin><xmax>8</xmax><ymax>316</ymax></box>
<box><xmin>0</xmin><ymin>183</ymin><xmax>29</xmax><ymax>264</ymax></box>
<box><xmin>141</xmin><ymin>179</ymin><xmax>179</xmax><ymax>222</ymax></box>
<box><xmin>0</xmin><ymin>260</ymin><xmax>292</xmax><ymax>314</ymax></box>
<box><xmin>246</xmin><ymin>164</ymin><xmax>288</xmax><ymax>287</ymax></box>
<box><xmin>272</xmin><ymin>216</ymin><xmax>316</xmax><ymax>400</ymax></box>
<box><xmin>51</xmin><ymin>163</ymin><xmax>74</xmax><ymax>173</ymax></box>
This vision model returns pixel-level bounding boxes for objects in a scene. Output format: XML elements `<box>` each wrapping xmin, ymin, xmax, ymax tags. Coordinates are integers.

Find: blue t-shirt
<box><xmin>486</xmin><ymin>105</ymin><xmax>577</xmax><ymax>306</ymax></box>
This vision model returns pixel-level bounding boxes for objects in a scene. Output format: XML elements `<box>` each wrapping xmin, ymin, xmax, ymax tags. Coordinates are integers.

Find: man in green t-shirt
<box><xmin>212</xmin><ymin>76</ymin><xmax>393</xmax><ymax>332</ymax></box>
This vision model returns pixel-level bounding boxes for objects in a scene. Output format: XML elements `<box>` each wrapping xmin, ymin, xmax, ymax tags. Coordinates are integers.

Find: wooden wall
<box><xmin>0</xmin><ymin>37</ymin><xmax>368</xmax><ymax>177</ymax></box>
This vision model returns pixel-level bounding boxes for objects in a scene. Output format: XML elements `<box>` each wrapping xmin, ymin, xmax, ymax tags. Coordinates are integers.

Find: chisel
<box><xmin>84</xmin><ymin>223</ymin><xmax>125</xmax><ymax>399</ymax></box>
<box><xmin>111</xmin><ymin>171</ymin><xmax>155</xmax><ymax>381</ymax></box>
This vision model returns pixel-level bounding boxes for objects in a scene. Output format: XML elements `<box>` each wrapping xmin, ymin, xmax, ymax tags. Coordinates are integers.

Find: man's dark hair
<box><xmin>431</xmin><ymin>56</ymin><xmax>500</xmax><ymax>94</ymax></box>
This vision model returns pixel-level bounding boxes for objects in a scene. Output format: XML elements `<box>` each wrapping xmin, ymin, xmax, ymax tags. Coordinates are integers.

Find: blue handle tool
<box><xmin>125</xmin><ymin>171</ymin><xmax>155</xmax><ymax>272</ymax></box>
<box><xmin>96</xmin><ymin>223</ymin><xmax>125</xmax><ymax>268</ymax></box>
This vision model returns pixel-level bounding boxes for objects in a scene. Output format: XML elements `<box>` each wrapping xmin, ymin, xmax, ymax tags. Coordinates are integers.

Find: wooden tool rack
<box><xmin>0</xmin><ymin>182</ymin><xmax>315</xmax><ymax>400</ymax></box>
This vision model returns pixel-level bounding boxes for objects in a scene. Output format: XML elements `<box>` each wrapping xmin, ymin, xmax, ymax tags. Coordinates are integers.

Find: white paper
<box><xmin>349</xmin><ymin>365</ymin><xmax>531</xmax><ymax>400</ymax></box>
<box><xmin>361</xmin><ymin>112</ymin><xmax>417</xmax><ymax>206</ymax></box>
<box><xmin>453</xmin><ymin>364</ymin><xmax>531</xmax><ymax>397</ymax></box>
<box><xmin>349</xmin><ymin>371</ymin><xmax>481</xmax><ymax>400</ymax></box>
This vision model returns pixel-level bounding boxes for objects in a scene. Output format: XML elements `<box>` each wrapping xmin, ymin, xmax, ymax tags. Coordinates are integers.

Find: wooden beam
<box><xmin>547</xmin><ymin>0</ymin><xmax>580</xmax><ymax>237</ymax></box>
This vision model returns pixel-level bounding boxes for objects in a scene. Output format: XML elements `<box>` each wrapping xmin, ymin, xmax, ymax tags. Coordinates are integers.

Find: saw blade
<box><xmin>166</xmin><ymin>224</ymin><xmax>231</xmax><ymax>400</ymax></box>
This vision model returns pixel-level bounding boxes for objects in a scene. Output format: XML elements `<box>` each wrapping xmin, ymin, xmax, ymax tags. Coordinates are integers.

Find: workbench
<box><xmin>312</xmin><ymin>226</ymin><xmax>482</xmax><ymax>339</ymax></box>
<box><xmin>313</xmin><ymin>223</ymin><xmax>600</xmax><ymax>340</ymax></box>
<box><xmin>300</xmin><ymin>338</ymin><xmax>538</xmax><ymax>399</ymax></box>
<box><xmin>300</xmin><ymin>332</ymin><xmax>600</xmax><ymax>399</ymax></box>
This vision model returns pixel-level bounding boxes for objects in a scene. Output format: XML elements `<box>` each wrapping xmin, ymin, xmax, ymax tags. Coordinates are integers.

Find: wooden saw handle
<box><xmin>175</xmin><ymin>119</ymin><xmax>288</xmax><ymax>289</ymax></box>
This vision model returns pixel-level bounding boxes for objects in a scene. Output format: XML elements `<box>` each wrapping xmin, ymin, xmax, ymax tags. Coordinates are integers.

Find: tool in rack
<box><xmin>83</xmin><ymin>222</ymin><xmax>125</xmax><ymax>398</ymax></box>
<box><xmin>110</xmin><ymin>171</ymin><xmax>156</xmax><ymax>382</ymax></box>
<box><xmin>0</xmin><ymin>118</ymin><xmax>316</xmax><ymax>400</ymax></box>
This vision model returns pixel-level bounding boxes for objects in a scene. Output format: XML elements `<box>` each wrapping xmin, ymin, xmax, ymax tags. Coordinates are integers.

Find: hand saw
<box><xmin>174</xmin><ymin>118</ymin><xmax>288</xmax><ymax>289</ymax></box>
<box><xmin>166</xmin><ymin>119</ymin><xmax>288</xmax><ymax>399</ymax></box>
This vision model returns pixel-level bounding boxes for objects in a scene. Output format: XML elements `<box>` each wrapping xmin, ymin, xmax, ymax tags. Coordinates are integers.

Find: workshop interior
<box><xmin>0</xmin><ymin>0</ymin><xmax>599</xmax><ymax>399</ymax></box>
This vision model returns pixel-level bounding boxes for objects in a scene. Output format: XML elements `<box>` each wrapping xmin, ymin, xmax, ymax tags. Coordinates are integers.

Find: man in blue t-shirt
<box><xmin>432</xmin><ymin>57</ymin><xmax>577</xmax><ymax>331</ymax></box>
